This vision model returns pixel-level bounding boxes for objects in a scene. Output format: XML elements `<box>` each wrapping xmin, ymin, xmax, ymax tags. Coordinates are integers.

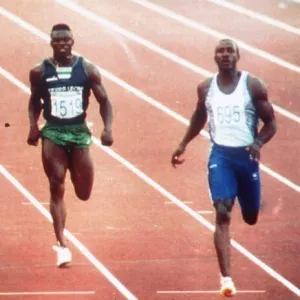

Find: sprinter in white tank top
<box><xmin>171</xmin><ymin>39</ymin><xmax>277</xmax><ymax>297</ymax></box>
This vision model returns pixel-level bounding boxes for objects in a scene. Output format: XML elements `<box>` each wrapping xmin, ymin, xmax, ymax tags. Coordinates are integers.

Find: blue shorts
<box><xmin>207</xmin><ymin>143</ymin><xmax>261</xmax><ymax>213</ymax></box>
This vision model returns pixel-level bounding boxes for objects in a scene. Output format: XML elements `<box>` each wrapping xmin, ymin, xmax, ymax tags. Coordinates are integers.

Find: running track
<box><xmin>0</xmin><ymin>1</ymin><xmax>300</xmax><ymax>299</ymax></box>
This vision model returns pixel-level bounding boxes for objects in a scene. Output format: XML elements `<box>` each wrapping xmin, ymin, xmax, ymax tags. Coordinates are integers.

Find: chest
<box><xmin>206</xmin><ymin>81</ymin><xmax>252</xmax><ymax>126</ymax></box>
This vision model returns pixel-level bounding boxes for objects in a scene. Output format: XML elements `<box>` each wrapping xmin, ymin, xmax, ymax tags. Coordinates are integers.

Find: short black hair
<box><xmin>51</xmin><ymin>23</ymin><xmax>71</xmax><ymax>33</ymax></box>
<box><xmin>217</xmin><ymin>39</ymin><xmax>240</xmax><ymax>57</ymax></box>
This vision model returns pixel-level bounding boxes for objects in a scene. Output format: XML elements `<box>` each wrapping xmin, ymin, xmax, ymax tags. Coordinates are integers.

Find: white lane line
<box><xmin>197</xmin><ymin>210</ymin><xmax>213</xmax><ymax>214</ymax></box>
<box><xmin>0</xmin><ymin>291</ymin><xmax>95</xmax><ymax>296</ymax></box>
<box><xmin>1</xmin><ymin>71</ymin><xmax>300</xmax><ymax>298</ymax></box>
<box><xmin>55</xmin><ymin>1</ymin><xmax>211</xmax><ymax>73</ymax></box>
<box><xmin>0</xmin><ymin>19</ymin><xmax>299</xmax><ymax>193</ymax></box>
<box><xmin>22</xmin><ymin>202</ymin><xmax>49</xmax><ymax>205</ymax></box>
<box><xmin>0</xmin><ymin>62</ymin><xmax>31</xmax><ymax>93</ymax></box>
<box><xmin>105</xmin><ymin>226</ymin><xmax>131</xmax><ymax>231</ymax></box>
<box><xmin>0</xmin><ymin>165</ymin><xmax>138</xmax><ymax>300</ymax></box>
<box><xmin>157</xmin><ymin>290</ymin><xmax>266</xmax><ymax>294</ymax></box>
<box><xmin>164</xmin><ymin>201</ymin><xmax>193</xmax><ymax>204</ymax></box>
<box><xmin>130</xmin><ymin>0</ymin><xmax>300</xmax><ymax>75</ymax></box>
<box><xmin>53</xmin><ymin>0</ymin><xmax>300</xmax><ymax>124</ymax></box>
<box><xmin>271</xmin><ymin>105</ymin><xmax>300</xmax><ymax>124</ymax></box>
<box><xmin>207</xmin><ymin>0</ymin><xmax>300</xmax><ymax>35</ymax></box>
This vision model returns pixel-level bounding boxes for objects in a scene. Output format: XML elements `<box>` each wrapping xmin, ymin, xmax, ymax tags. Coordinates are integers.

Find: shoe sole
<box><xmin>221</xmin><ymin>288</ymin><xmax>236</xmax><ymax>297</ymax></box>
<box><xmin>58</xmin><ymin>260</ymin><xmax>71</xmax><ymax>268</ymax></box>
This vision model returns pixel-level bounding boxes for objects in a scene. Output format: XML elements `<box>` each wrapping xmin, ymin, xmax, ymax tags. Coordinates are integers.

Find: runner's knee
<box><xmin>70</xmin><ymin>166</ymin><xmax>93</xmax><ymax>201</ymax></box>
<box><xmin>76</xmin><ymin>191</ymin><xmax>91</xmax><ymax>201</ymax></box>
<box><xmin>49</xmin><ymin>176</ymin><xmax>65</xmax><ymax>199</ymax></box>
<box><xmin>242</xmin><ymin>211</ymin><xmax>258</xmax><ymax>225</ymax></box>
<box><xmin>73</xmin><ymin>182</ymin><xmax>92</xmax><ymax>201</ymax></box>
<box><xmin>214</xmin><ymin>199</ymin><xmax>234</xmax><ymax>223</ymax></box>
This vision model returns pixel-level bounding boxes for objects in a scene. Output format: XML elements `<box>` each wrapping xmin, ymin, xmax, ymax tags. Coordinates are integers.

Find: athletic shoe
<box><xmin>220</xmin><ymin>276</ymin><xmax>237</xmax><ymax>297</ymax></box>
<box><xmin>52</xmin><ymin>245</ymin><xmax>72</xmax><ymax>267</ymax></box>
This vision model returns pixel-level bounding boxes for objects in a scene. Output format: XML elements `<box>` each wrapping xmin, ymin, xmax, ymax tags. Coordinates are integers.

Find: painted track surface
<box><xmin>0</xmin><ymin>1</ymin><xmax>300</xmax><ymax>299</ymax></box>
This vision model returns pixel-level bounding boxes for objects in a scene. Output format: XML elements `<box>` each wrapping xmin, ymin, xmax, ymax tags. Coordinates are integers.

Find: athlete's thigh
<box><xmin>208</xmin><ymin>153</ymin><xmax>237</xmax><ymax>203</ymax></box>
<box><xmin>42</xmin><ymin>138</ymin><xmax>69</xmax><ymax>181</ymax></box>
<box><xmin>69</xmin><ymin>147</ymin><xmax>94</xmax><ymax>189</ymax></box>
<box><xmin>237</xmin><ymin>161</ymin><xmax>261</xmax><ymax>213</ymax></box>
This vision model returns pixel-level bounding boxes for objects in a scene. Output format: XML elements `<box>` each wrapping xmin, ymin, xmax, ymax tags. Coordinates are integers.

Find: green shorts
<box><xmin>41</xmin><ymin>122</ymin><xmax>92</xmax><ymax>149</ymax></box>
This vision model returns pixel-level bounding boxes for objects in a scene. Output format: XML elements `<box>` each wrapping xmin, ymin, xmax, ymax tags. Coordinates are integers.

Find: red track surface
<box><xmin>1</xmin><ymin>1</ymin><xmax>300</xmax><ymax>299</ymax></box>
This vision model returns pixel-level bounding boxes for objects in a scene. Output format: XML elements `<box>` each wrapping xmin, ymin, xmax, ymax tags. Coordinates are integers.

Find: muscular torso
<box><xmin>38</xmin><ymin>56</ymin><xmax>92</xmax><ymax>125</ymax></box>
<box><xmin>203</xmin><ymin>71</ymin><xmax>258</xmax><ymax>147</ymax></box>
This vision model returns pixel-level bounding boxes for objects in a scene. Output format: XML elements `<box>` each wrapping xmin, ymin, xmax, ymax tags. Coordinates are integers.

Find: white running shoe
<box><xmin>52</xmin><ymin>245</ymin><xmax>72</xmax><ymax>267</ymax></box>
<box><xmin>220</xmin><ymin>276</ymin><xmax>237</xmax><ymax>297</ymax></box>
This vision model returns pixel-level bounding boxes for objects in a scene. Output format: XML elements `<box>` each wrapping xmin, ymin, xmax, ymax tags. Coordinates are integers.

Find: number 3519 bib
<box><xmin>50</xmin><ymin>90</ymin><xmax>84</xmax><ymax>119</ymax></box>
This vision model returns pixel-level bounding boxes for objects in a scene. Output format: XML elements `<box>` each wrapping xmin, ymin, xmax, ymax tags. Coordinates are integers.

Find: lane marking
<box><xmin>1</xmin><ymin>71</ymin><xmax>300</xmax><ymax>297</ymax></box>
<box><xmin>0</xmin><ymin>291</ymin><xmax>95</xmax><ymax>296</ymax></box>
<box><xmin>22</xmin><ymin>202</ymin><xmax>49</xmax><ymax>205</ymax></box>
<box><xmin>0</xmin><ymin>166</ymin><xmax>138</xmax><ymax>300</ymax></box>
<box><xmin>52</xmin><ymin>0</ymin><xmax>300</xmax><ymax>124</ymax></box>
<box><xmin>157</xmin><ymin>290</ymin><xmax>266</xmax><ymax>294</ymax></box>
<box><xmin>130</xmin><ymin>0</ymin><xmax>300</xmax><ymax>74</ymax></box>
<box><xmin>207</xmin><ymin>0</ymin><xmax>300</xmax><ymax>35</ymax></box>
<box><xmin>197</xmin><ymin>210</ymin><xmax>213</xmax><ymax>214</ymax></box>
<box><xmin>105</xmin><ymin>226</ymin><xmax>131</xmax><ymax>231</ymax></box>
<box><xmin>164</xmin><ymin>201</ymin><xmax>193</xmax><ymax>204</ymax></box>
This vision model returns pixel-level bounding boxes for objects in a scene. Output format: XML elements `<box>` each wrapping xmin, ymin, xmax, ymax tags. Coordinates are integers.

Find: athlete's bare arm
<box><xmin>171</xmin><ymin>78</ymin><xmax>211</xmax><ymax>167</ymax></box>
<box><xmin>83</xmin><ymin>60</ymin><xmax>113</xmax><ymax>146</ymax></box>
<box><xmin>27</xmin><ymin>64</ymin><xmax>43</xmax><ymax>146</ymax></box>
<box><xmin>247</xmin><ymin>75</ymin><xmax>277</xmax><ymax>160</ymax></box>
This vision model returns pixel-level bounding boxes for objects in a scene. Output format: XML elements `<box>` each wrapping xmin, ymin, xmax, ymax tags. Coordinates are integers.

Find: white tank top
<box><xmin>205</xmin><ymin>71</ymin><xmax>258</xmax><ymax>147</ymax></box>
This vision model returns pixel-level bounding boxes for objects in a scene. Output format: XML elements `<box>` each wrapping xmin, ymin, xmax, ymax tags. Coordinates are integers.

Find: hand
<box><xmin>27</xmin><ymin>126</ymin><xmax>40</xmax><ymax>146</ymax></box>
<box><xmin>246</xmin><ymin>139</ymin><xmax>263</xmax><ymax>161</ymax></box>
<box><xmin>171</xmin><ymin>144</ymin><xmax>186</xmax><ymax>168</ymax></box>
<box><xmin>101</xmin><ymin>129</ymin><xmax>113</xmax><ymax>146</ymax></box>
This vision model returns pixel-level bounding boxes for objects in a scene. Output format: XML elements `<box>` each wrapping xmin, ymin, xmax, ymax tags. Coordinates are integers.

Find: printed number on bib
<box><xmin>51</xmin><ymin>91</ymin><xmax>83</xmax><ymax>119</ymax></box>
<box><xmin>216</xmin><ymin>105</ymin><xmax>241</xmax><ymax>124</ymax></box>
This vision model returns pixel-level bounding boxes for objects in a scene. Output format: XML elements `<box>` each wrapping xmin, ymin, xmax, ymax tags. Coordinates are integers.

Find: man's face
<box><xmin>50</xmin><ymin>30</ymin><xmax>74</xmax><ymax>58</ymax></box>
<box><xmin>214</xmin><ymin>40</ymin><xmax>240</xmax><ymax>71</ymax></box>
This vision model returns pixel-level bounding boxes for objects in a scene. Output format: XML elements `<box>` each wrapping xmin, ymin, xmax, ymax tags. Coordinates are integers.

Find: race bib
<box><xmin>50</xmin><ymin>90</ymin><xmax>83</xmax><ymax>119</ymax></box>
<box><xmin>214</xmin><ymin>104</ymin><xmax>242</xmax><ymax>125</ymax></box>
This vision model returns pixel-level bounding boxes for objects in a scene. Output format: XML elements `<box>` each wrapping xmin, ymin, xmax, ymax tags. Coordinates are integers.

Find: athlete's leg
<box><xmin>214</xmin><ymin>199</ymin><xmax>234</xmax><ymax>277</ymax></box>
<box><xmin>42</xmin><ymin>138</ymin><xmax>69</xmax><ymax>247</ymax></box>
<box><xmin>237</xmin><ymin>161</ymin><xmax>261</xmax><ymax>225</ymax></box>
<box><xmin>208</xmin><ymin>146</ymin><xmax>237</xmax><ymax>278</ymax></box>
<box><xmin>69</xmin><ymin>147</ymin><xmax>94</xmax><ymax>200</ymax></box>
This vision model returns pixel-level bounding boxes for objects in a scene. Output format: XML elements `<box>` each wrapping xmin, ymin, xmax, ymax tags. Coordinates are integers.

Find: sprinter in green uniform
<box><xmin>27</xmin><ymin>24</ymin><xmax>113</xmax><ymax>267</ymax></box>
